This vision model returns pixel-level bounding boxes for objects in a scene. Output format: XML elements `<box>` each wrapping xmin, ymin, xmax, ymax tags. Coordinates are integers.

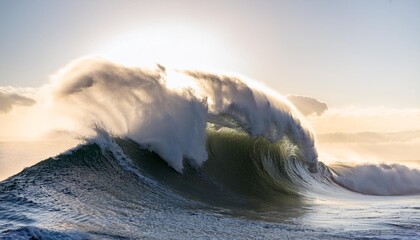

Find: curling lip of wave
<box><xmin>50</xmin><ymin>57</ymin><xmax>318</xmax><ymax>172</ymax></box>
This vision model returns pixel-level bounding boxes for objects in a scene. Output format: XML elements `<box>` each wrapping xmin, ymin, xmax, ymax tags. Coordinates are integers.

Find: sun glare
<box><xmin>98</xmin><ymin>25</ymin><xmax>228</xmax><ymax>71</ymax></box>
<box><xmin>165</xmin><ymin>70</ymin><xmax>198</xmax><ymax>90</ymax></box>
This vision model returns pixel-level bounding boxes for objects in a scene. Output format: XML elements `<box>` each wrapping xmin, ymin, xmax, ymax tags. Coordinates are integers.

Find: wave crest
<box><xmin>51</xmin><ymin>58</ymin><xmax>318</xmax><ymax>172</ymax></box>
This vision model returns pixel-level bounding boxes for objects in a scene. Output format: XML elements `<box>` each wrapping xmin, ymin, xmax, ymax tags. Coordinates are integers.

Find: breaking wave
<box><xmin>14</xmin><ymin>57</ymin><xmax>417</xmax><ymax>198</ymax></box>
<box><xmin>50</xmin><ymin>57</ymin><xmax>318</xmax><ymax>173</ymax></box>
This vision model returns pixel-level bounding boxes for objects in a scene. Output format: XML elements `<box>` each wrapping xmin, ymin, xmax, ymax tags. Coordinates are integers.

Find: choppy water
<box><xmin>0</xmin><ymin>130</ymin><xmax>419</xmax><ymax>240</ymax></box>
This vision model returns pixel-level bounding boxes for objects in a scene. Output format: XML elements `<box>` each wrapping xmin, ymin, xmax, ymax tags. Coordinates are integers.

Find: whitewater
<box><xmin>0</xmin><ymin>58</ymin><xmax>419</xmax><ymax>239</ymax></box>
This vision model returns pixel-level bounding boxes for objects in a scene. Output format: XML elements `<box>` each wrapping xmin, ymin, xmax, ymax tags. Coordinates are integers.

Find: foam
<box><xmin>333</xmin><ymin>163</ymin><xmax>420</xmax><ymax>195</ymax></box>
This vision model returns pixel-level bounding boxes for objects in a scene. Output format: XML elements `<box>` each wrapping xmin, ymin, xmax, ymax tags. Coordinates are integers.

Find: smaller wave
<box><xmin>332</xmin><ymin>163</ymin><xmax>420</xmax><ymax>196</ymax></box>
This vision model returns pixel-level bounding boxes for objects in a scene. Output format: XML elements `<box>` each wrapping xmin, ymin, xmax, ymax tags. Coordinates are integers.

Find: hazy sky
<box><xmin>1</xmin><ymin>0</ymin><xmax>419</xmax><ymax>107</ymax></box>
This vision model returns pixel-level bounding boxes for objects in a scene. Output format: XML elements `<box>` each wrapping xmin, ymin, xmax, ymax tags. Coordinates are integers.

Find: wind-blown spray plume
<box><xmin>49</xmin><ymin>58</ymin><xmax>318</xmax><ymax>173</ymax></box>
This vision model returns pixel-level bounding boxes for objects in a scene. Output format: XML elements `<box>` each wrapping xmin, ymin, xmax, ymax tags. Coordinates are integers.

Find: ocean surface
<box><xmin>0</xmin><ymin>132</ymin><xmax>419</xmax><ymax>240</ymax></box>
<box><xmin>1</xmin><ymin>59</ymin><xmax>419</xmax><ymax>239</ymax></box>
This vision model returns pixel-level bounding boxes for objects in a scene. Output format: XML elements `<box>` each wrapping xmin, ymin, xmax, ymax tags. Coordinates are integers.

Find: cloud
<box><xmin>309</xmin><ymin>106</ymin><xmax>420</xmax><ymax>133</ymax></box>
<box><xmin>286</xmin><ymin>95</ymin><xmax>328</xmax><ymax>116</ymax></box>
<box><xmin>324</xmin><ymin>106</ymin><xmax>420</xmax><ymax>117</ymax></box>
<box><xmin>316</xmin><ymin>130</ymin><xmax>420</xmax><ymax>166</ymax></box>
<box><xmin>0</xmin><ymin>90</ymin><xmax>36</xmax><ymax>113</ymax></box>
<box><xmin>317</xmin><ymin>130</ymin><xmax>420</xmax><ymax>144</ymax></box>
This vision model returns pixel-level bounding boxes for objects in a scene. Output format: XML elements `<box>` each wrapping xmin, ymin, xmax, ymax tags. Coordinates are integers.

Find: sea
<box><xmin>0</xmin><ymin>58</ymin><xmax>419</xmax><ymax>239</ymax></box>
